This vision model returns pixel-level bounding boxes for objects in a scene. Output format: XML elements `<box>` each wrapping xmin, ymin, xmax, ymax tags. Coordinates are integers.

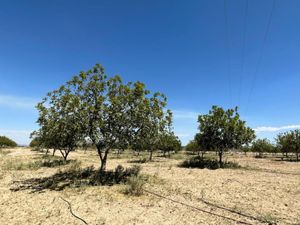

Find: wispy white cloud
<box><xmin>254</xmin><ymin>125</ymin><xmax>300</xmax><ymax>133</ymax></box>
<box><xmin>0</xmin><ymin>94</ymin><xmax>37</xmax><ymax>109</ymax></box>
<box><xmin>172</xmin><ymin>110</ymin><xmax>199</xmax><ymax>120</ymax></box>
<box><xmin>0</xmin><ymin>129</ymin><xmax>33</xmax><ymax>145</ymax></box>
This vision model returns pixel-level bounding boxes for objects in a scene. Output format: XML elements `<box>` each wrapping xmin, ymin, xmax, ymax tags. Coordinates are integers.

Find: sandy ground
<box><xmin>0</xmin><ymin>148</ymin><xmax>299</xmax><ymax>225</ymax></box>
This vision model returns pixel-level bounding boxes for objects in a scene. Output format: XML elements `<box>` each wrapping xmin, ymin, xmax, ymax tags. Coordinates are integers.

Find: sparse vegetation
<box><xmin>123</xmin><ymin>175</ymin><xmax>146</xmax><ymax>196</ymax></box>
<box><xmin>2</xmin><ymin>157</ymin><xmax>76</xmax><ymax>171</ymax></box>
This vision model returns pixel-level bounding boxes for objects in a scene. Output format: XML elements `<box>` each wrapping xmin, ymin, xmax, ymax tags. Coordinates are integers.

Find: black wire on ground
<box><xmin>60</xmin><ymin>197</ymin><xmax>88</xmax><ymax>225</ymax></box>
<box><xmin>143</xmin><ymin>189</ymin><xmax>256</xmax><ymax>225</ymax></box>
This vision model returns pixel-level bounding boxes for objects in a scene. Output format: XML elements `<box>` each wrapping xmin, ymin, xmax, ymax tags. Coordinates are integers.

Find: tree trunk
<box><xmin>98</xmin><ymin>148</ymin><xmax>109</xmax><ymax>173</ymax></box>
<box><xmin>218</xmin><ymin>150</ymin><xmax>223</xmax><ymax>167</ymax></box>
<box><xmin>52</xmin><ymin>149</ymin><xmax>56</xmax><ymax>156</ymax></box>
<box><xmin>59</xmin><ymin>149</ymin><xmax>70</xmax><ymax>161</ymax></box>
<box><xmin>149</xmin><ymin>150</ymin><xmax>153</xmax><ymax>161</ymax></box>
<box><xmin>100</xmin><ymin>157</ymin><xmax>107</xmax><ymax>172</ymax></box>
<box><xmin>297</xmin><ymin>152</ymin><xmax>299</xmax><ymax>162</ymax></box>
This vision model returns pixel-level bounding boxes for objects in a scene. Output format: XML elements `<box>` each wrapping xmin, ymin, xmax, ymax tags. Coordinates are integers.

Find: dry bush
<box><xmin>123</xmin><ymin>175</ymin><xmax>146</xmax><ymax>196</ymax></box>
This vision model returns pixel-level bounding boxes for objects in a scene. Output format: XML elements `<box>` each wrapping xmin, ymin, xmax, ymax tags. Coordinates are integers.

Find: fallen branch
<box><xmin>60</xmin><ymin>197</ymin><xmax>88</xmax><ymax>225</ymax></box>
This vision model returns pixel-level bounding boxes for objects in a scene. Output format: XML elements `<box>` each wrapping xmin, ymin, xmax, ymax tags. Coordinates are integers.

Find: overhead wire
<box><xmin>224</xmin><ymin>0</ymin><xmax>232</xmax><ymax>106</ymax></box>
<box><xmin>245</xmin><ymin>0</ymin><xmax>276</xmax><ymax>113</ymax></box>
<box><xmin>238</xmin><ymin>0</ymin><xmax>249</xmax><ymax>107</ymax></box>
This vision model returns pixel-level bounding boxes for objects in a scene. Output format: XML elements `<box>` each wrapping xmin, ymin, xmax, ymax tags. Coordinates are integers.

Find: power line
<box><xmin>238</xmin><ymin>0</ymin><xmax>249</xmax><ymax>107</ymax></box>
<box><xmin>224</xmin><ymin>0</ymin><xmax>232</xmax><ymax>106</ymax></box>
<box><xmin>246</xmin><ymin>0</ymin><xmax>276</xmax><ymax>113</ymax></box>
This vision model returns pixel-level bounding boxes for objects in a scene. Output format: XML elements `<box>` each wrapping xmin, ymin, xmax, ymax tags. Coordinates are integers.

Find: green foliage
<box><xmin>185</xmin><ymin>134</ymin><xmax>208</xmax><ymax>158</ymax></box>
<box><xmin>0</xmin><ymin>136</ymin><xmax>17</xmax><ymax>148</ymax></box>
<box><xmin>34</xmin><ymin>82</ymin><xmax>86</xmax><ymax>160</ymax></box>
<box><xmin>251</xmin><ymin>138</ymin><xmax>275</xmax><ymax>157</ymax></box>
<box><xmin>196</xmin><ymin>106</ymin><xmax>255</xmax><ymax>166</ymax></box>
<box><xmin>29</xmin><ymin>137</ymin><xmax>41</xmax><ymax>148</ymax></box>
<box><xmin>276</xmin><ymin>130</ymin><xmax>300</xmax><ymax>161</ymax></box>
<box><xmin>185</xmin><ymin>140</ymin><xmax>198</xmax><ymax>154</ymax></box>
<box><xmin>34</xmin><ymin>64</ymin><xmax>173</xmax><ymax>170</ymax></box>
<box><xmin>158</xmin><ymin>132</ymin><xmax>181</xmax><ymax>157</ymax></box>
<box><xmin>180</xmin><ymin>156</ymin><xmax>241</xmax><ymax>170</ymax></box>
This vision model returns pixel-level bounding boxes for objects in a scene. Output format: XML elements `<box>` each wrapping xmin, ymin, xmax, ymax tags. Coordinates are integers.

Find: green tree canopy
<box><xmin>34</xmin><ymin>64</ymin><xmax>173</xmax><ymax>171</ymax></box>
<box><xmin>196</xmin><ymin>106</ymin><xmax>255</xmax><ymax>165</ymax></box>
<box><xmin>0</xmin><ymin>136</ymin><xmax>17</xmax><ymax>148</ymax></box>
<box><xmin>251</xmin><ymin>138</ymin><xmax>275</xmax><ymax>156</ymax></box>
<box><xmin>158</xmin><ymin>131</ymin><xmax>181</xmax><ymax>157</ymax></box>
<box><xmin>276</xmin><ymin>130</ymin><xmax>300</xmax><ymax>161</ymax></box>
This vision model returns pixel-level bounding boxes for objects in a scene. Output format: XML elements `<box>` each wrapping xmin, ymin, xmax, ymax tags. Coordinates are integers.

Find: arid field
<box><xmin>0</xmin><ymin>148</ymin><xmax>299</xmax><ymax>225</ymax></box>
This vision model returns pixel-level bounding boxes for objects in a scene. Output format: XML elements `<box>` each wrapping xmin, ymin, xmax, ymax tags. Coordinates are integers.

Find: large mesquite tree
<box><xmin>34</xmin><ymin>64</ymin><xmax>173</xmax><ymax>171</ymax></box>
<box><xmin>196</xmin><ymin>106</ymin><xmax>255</xmax><ymax>166</ymax></box>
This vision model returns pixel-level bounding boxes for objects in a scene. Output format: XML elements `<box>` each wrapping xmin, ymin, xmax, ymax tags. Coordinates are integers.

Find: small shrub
<box><xmin>179</xmin><ymin>157</ymin><xmax>241</xmax><ymax>170</ymax></box>
<box><xmin>40</xmin><ymin>158</ymin><xmax>73</xmax><ymax>167</ymax></box>
<box><xmin>90</xmin><ymin>165</ymin><xmax>141</xmax><ymax>185</ymax></box>
<box><xmin>124</xmin><ymin>175</ymin><xmax>146</xmax><ymax>196</ymax></box>
<box><xmin>258</xmin><ymin>213</ymin><xmax>278</xmax><ymax>225</ymax></box>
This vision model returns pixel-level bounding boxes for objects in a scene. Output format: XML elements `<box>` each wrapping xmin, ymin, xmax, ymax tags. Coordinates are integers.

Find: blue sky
<box><xmin>1</xmin><ymin>0</ymin><xmax>300</xmax><ymax>145</ymax></box>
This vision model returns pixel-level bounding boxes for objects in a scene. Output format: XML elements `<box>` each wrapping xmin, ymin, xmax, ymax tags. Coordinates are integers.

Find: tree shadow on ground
<box><xmin>179</xmin><ymin>157</ymin><xmax>241</xmax><ymax>170</ymax></box>
<box><xmin>10</xmin><ymin>165</ymin><xmax>141</xmax><ymax>193</ymax></box>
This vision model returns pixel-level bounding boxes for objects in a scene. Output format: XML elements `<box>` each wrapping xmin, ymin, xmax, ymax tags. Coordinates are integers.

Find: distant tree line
<box><xmin>0</xmin><ymin>136</ymin><xmax>17</xmax><ymax>148</ymax></box>
<box><xmin>186</xmin><ymin>115</ymin><xmax>300</xmax><ymax>162</ymax></box>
